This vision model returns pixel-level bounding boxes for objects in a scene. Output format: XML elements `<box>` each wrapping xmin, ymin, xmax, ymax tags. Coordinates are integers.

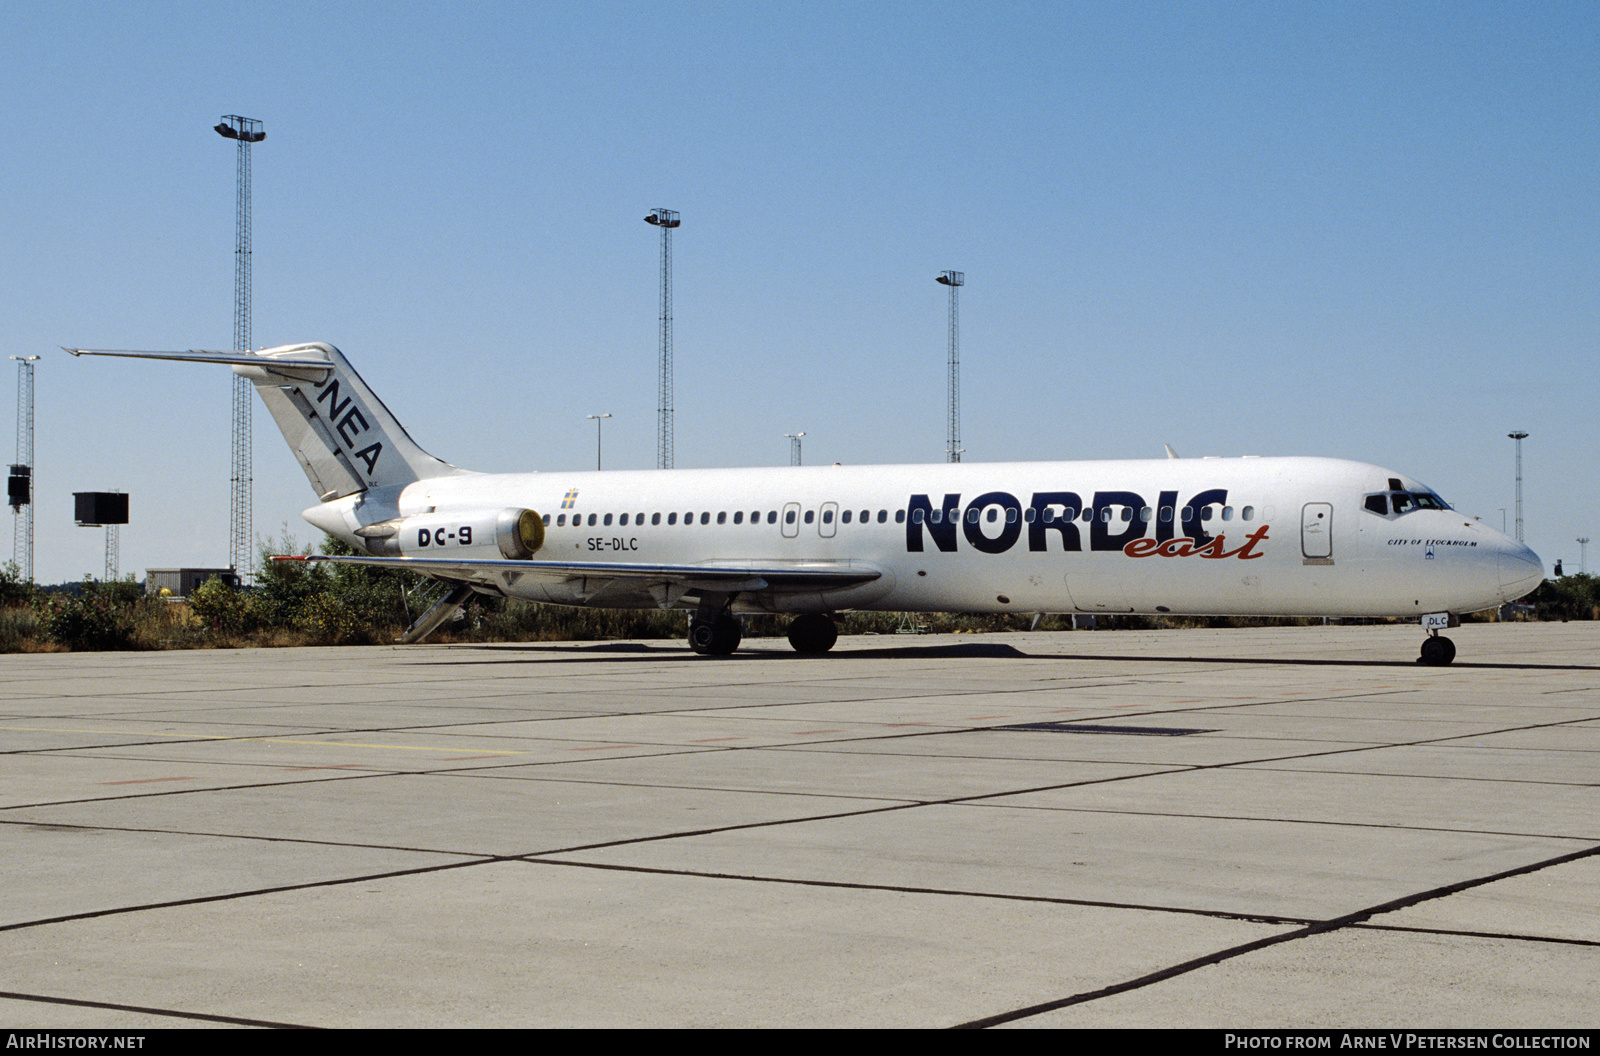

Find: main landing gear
<box><xmin>1418</xmin><ymin>612</ymin><xmax>1457</xmax><ymax>666</ymax></box>
<box><xmin>686</xmin><ymin>606</ymin><xmax>839</xmax><ymax>656</ymax></box>
<box><xmin>787</xmin><ymin>613</ymin><xmax>838</xmax><ymax>655</ymax></box>
<box><xmin>687</xmin><ymin>611</ymin><xmax>742</xmax><ymax>656</ymax></box>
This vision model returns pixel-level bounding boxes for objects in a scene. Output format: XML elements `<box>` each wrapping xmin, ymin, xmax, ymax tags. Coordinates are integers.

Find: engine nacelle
<box><xmin>358</xmin><ymin>508</ymin><xmax>544</xmax><ymax>560</ymax></box>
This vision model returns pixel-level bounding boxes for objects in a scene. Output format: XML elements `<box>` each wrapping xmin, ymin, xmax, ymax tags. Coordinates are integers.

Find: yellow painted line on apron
<box><xmin>0</xmin><ymin>725</ymin><xmax>523</xmax><ymax>755</ymax></box>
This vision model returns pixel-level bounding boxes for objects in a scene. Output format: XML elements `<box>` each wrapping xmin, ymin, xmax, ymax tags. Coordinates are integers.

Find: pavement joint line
<box><xmin>518</xmin><ymin>856</ymin><xmax>1318</xmax><ymax>927</ymax></box>
<box><xmin>1349</xmin><ymin>921</ymin><xmax>1600</xmax><ymax>948</ymax></box>
<box><xmin>951</xmin><ymin>841</ymin><xmax>1600</xmax><ymax>1029</ymax></box>
<box><xmin>0</xmin><ymin>989</ymin><xmax>313</xmax><ymax>1028</ymax></box>
<box><xmin>967</xmin><ymin>802</ymin><xmax>1600</xmax><ymax>843</ymax></box>
<box><xmin>7</xmin><ymin>705</ymin><xmax>1592</xmax><ymax>816</ymax></box>
<box><xmin>0</xmin><ymin>855</ymin><xmax>507</xmax><ymax>935</ymax></box>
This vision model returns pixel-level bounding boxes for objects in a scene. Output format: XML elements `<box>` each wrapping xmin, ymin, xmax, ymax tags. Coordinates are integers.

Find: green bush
<box><xmin>188</xmin><ymin>576</ymin><xmax>253</xmax><ymax>635</ymax></box>
<box><xmin>37</xmin><ymin>578</ymin><xmax>143</xmax><ymax>650</ymax></box>
<box><xmin>1530</xmin><ymin>574</ymin><xmax>1599</xmax><ymax>621</ymax></box>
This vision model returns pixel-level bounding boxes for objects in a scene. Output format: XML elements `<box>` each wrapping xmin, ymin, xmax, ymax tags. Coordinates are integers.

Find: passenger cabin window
<box><xmin>717</xmin><ymin>512</ymin><xmax>726</xmax><ymax>525</ymax></box>
<box><xmin>542</xmin><ymin>514</ymin><xmax>551</xmax><ymax>526</ymax></box>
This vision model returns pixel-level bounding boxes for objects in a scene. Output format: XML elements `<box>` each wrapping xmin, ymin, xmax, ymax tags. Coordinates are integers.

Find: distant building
<box><xmin>145</xmin><ymin>568</ymin><xmax>239</xmax><ymax>598</ymax></box>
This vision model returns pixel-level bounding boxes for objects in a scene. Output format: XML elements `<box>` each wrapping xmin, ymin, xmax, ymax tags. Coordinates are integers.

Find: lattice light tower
<box><xmin>10</xmin><ymin>356</ymin><xmax>38</xmax><ymax>582</ymax></box>
<box><xmin>645</xmin><ymin>209</ymin><xmax>679</xmax><ymax>469</ymax></box>
<box><xmin>785</xmin><ymin>432</ymin><xmax>805</xmax><ymax>467</ymax></box>
<box><xmin>937</xmin><ymin>271</ymin><xmax>964</xmax><ymax>462</ymax></box>
<box><xmin>1508</xmin><ymin>431</ymin><xmax>1528</xmax><ymax>543</ymax></box>
<box><xmin>216</xmin><ymin>115</ymin><xmax>265</xmax><ymax>583</ymax></box>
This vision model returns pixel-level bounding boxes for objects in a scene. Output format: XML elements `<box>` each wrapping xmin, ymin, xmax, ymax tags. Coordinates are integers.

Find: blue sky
<box><xmin>3</xmin><ymin>1</ymin><xmax>1595</xmax><ymax>583</ymax></box>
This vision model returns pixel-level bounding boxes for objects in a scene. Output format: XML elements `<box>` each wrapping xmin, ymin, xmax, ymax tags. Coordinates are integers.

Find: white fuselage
<box><xmin>305</xmin><ymin>455</ymin><xmax>1543</xmax><ymax>620</ymax></box>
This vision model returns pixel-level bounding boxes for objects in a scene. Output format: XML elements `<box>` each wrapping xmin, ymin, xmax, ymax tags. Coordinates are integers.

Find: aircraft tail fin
<box><xmin>65</xmin><ymin>342</ymin><xmax>465</xmax><ymax>501</ymax></box>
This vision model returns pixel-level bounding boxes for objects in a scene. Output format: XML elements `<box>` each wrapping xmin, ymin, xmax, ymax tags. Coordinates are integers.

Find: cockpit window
<box><xmin>1364</xmin><ymin>489</ymin><xmax>1452</xmax><ymax>518</ymax></box>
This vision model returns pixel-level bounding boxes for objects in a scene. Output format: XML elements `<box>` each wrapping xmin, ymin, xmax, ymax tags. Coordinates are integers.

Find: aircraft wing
<box><xmin>282</xmin><ymin>553</ymin><xmax>881</xmax><ymax>605</ymax></box>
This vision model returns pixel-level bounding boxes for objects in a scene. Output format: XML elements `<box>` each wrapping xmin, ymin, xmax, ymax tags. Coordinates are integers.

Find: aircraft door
<box><xmin>819</xmin><ymin>502</ymin><xmax>838</xmax><ymax>538</ymax></box>
<box><xmin>781</xmin><ymin>502</ymin><xmax>801</xmax><ymax>539</ymax></box>
<box><xmin>1301</xmin><ymin>503</ymin><xmax>1333</xmax><ymax>561</ymax></box>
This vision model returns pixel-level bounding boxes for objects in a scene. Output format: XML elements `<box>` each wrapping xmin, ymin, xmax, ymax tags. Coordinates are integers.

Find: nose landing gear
<box><xmin>1418</xmin><ymin>612</ymin><xmax>1457</xmax><ymax>665</ymax></box>
<box><xmin>1419</xmin><ymin>633</ymin><xmax>1456</xmax><ymax>665</ymax></box>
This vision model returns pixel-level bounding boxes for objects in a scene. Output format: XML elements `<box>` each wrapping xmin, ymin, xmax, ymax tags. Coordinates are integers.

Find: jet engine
<box><xmin>357</xmin><ymin>508</ymin><xmax>544</xmax><ymax>560</ymax></box>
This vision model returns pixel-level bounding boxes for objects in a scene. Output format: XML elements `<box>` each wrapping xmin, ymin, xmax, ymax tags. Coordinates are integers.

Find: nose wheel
<box><xmin>1419</xmin><ymin>633</ymin><xmax>1456</xmax><ymax>666</ymax></box>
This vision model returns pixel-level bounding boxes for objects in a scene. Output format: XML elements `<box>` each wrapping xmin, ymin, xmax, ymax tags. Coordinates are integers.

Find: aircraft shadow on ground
<box><xmin>408</xmin><ymin>640</ymin><xmax>1600</xmax><ymax>671</ymax></box>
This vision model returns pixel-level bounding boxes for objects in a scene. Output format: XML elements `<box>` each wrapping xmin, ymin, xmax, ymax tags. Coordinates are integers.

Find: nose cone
<box><xmin>1498</xmin><ymin>541</ymin><xmax>1544</xmax><ymax>601</ymax></box>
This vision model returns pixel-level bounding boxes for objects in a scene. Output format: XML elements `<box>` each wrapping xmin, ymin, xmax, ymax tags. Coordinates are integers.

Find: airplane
<box><xmin>65</xmin><ymin>342</ymin><xmax>1543</xmax><ymax>665</ymax></box>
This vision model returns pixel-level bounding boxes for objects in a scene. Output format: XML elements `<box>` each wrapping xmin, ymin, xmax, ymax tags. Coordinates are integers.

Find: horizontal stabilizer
<box><xmin>66</xmin><ymin>342</ymin><xmax>464</xmax><ymax>500</ymax></box>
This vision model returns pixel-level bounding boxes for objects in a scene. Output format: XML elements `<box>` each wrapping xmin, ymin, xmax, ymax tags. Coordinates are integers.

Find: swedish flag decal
<box><xmin>560</xmin><ymin>488</ymin><xmax>579</xmax><ymax>510</ymax></box>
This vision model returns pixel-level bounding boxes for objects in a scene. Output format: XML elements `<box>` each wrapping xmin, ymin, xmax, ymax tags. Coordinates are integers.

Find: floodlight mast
<box><xmin>645</xmin><ymin>208</ymin><xmax>679</xmax><ymax>469</ymax></box>
<box><xmin>586</xmin><ymin>414</ymin><xmax>612</xmax><ymax>471</ymax></box>
<box><xmin>937</xmin><ymin>271</ymin><xmax>964</xmax><ymax>463</ymax></box>
<box><xmin>1508</xmin><ymin>431</ymin><xmax>1528</xmax><ymax>543</ymax></box>
<box><xmin>216</xmin><ymin>115</ymin><xmax>264</xmax><ymax>584</ymax></box>
<box><xmin>10</xmin><ymin>356</ymin><xmax>38</xmax><ymax>582</ymax></box>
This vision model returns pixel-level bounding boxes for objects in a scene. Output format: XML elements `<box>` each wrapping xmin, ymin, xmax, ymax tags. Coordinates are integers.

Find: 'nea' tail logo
<box><xmin>313</xmin><ymin>378</ymin><xmax>383</xmax><ymax>475</ymax></box>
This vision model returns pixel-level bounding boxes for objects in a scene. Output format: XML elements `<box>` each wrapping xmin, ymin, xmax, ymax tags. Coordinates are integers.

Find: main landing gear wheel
<box><xmin>1419</xmin><ymin>635</ymin><xmax>1456</xmax><ymax>666</ymax></box>
<box><xmin>787</xmin><ymin>613</ymin><xmax>838</xmax><ymax>654</ymax></box>
<box><xmin>688</xmin><ymin>613</ymin><xmax>742</xmax><ymax>656</ymax></box>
